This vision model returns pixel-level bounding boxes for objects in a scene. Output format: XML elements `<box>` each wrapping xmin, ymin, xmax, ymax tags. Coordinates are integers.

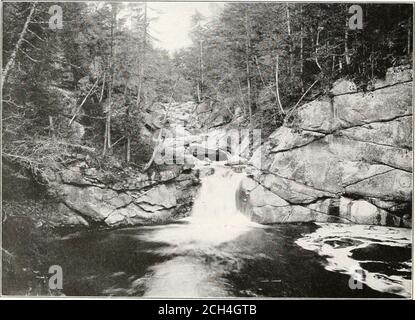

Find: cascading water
<box><xmin>140</xmin><ymin>165</ymin><xmax>256</xmax><ymax>248</ymax></box>
<box><xmin>183</xmin><ymin>165</ymin><xmax>256</xmax><ymax>244</ymax></box>
<box><xmin>136</xmin><ymin>165</ymin><xmax>260</xmax><ymax>297</ymax></box>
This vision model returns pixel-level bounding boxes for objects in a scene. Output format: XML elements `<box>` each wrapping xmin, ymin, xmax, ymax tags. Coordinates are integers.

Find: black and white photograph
<box><xmin>1</xmin><ymin>0</ymin><xmax>413</xmax><ymax>301</ymax></box>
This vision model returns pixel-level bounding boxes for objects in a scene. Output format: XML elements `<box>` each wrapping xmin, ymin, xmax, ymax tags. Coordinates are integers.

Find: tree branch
<box><xmin>69</xmin><ymin>75</ymin><xmax>101</xmax><ymax>125</ymax></box>
<box><xmin>2</xmin><ymin>3</ymin><xmax>37</xmax><ymax>90</ymax></box>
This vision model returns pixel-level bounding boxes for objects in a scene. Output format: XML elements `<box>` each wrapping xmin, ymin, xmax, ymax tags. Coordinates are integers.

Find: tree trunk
<box><xmin>344</xmin><ymin>17</ymin><xmax>351</xmax><ymax>66</ymax></box>
<box><xmin>136</xmin><ymin>2</ymin><xmax>147</xmax><ymax>110</ymax></box>
<box><xmin>2</xmin><ymin>3</ymin><xmax>37</xmax><ymax>90</ymax></box>
<box><xmin>286</xmin><ymin>4</ymin><xmax>294</xmax><ymax>81</ymax></box>
<box><xmin>120</xmin><ymin>84</ymin><xmax>130</xmax><ymax>163</ymax></box>
<box><xmin>99</xmin><ymin>72</ymin><xmax>106</xmax><ymax>103</ymax></box>
<box><xmin>199</xmin><ymin>39</ymin><xmax>204</xmax><ymax>100</ymax></box>
<box><xmin>103</xmin><ymin>5</ymin><xmax>116</xmax><ymax>155</ymax></box>
<box><xmin>49</xmin><ymin>116</ymin><xmax>55</xmax><ymax>139</ymax></box>
<box><xmin>105</xmin><ymin>77</ymin><xmax>112</xmax><ymax>154</ymax></box>
<box><xmin>126</xmin><ymin>137</ymin><xmax>131</xmax><ymax>163</ymax></box>
<box><xmin>245</xmin><ymin>11</ymin><xmax>252</xmax><ymax>129</ymax></box>
<box><xmin>408</xmin><ymin>17</ymin><xmax>412</xmax><ymax>56</ymax></box>
<box><xmin>237</xmin><ymin>78</ymin><xmax>246</xmax><ymax>116</ymax></box>
<box><xmin>300</xmin><ymin>5</ymin><xmax>304</xmax><ymax>92</ymax></box>
<box><xmin>316</xmin><ymin>27</ymin><xmax>323</xmax><ymax>71</ymax></box>
<box><xmin>275</xmin><ymin>55</ymin><xmax>285</xmax><ymax>114</ymax></box>
<box><xmin>197</xmin><ymin>83</ymin><xmax>201</xmax><ymax>103</ymax></box>
<box><xmin>69</xmin><ymin>75</ymin><xmax>101</xmax><ymax>125</ymax></box>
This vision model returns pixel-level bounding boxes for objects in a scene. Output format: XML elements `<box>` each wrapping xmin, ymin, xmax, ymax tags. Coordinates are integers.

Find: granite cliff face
<box><xmin>237</xmin><ymin>66</ymin><xmax>413</xmax><ymax>228</ymax></box>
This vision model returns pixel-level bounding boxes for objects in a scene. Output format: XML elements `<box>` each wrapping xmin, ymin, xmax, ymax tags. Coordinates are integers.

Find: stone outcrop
<box><xmin>39</xmin><ymin>160</ymin><xmax>201</xmax><ymax>228</ymax></box>
<box><xmin>237</xmin><ymin>66</ymin><xmax>413</xmax><ymax>228</ymax></box>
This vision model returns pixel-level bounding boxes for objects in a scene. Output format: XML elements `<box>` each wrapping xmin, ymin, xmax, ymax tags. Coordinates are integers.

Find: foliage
<box><xmin>2</xmin><ymin>2</ymin><xmax>185</xmax><ymax>170</ymax></box>
<box><xmin>174</xmin><ymin>3</ymin><xmax>413</xmax><ymax>136</ymax></box>
<box><xmin>2</xmin><ymin>2</ymin><xmax>412</xmax><ymax>171</ymax></box>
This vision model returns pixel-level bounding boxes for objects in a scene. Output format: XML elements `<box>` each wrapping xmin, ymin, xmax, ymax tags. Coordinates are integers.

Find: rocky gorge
<box><xmin>2</xmin><ymin>66</ymin><xmax>413</xmax><ymax>299</ymax></box>
<box><xmin>3</xmin><ymin>66</ymin><xmax>413</xmax><ymax>231</ymax></box>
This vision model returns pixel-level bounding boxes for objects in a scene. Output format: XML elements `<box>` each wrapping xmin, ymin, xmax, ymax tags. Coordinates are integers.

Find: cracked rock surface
<box><xmin>44</xmin><ymin>163</ymin><xmax>201</xmax><ymax>227</ymax></box>
<box><xmin>237</xmin><ymin>66</ymin><xmax>412</xmax><ymax>228</ymax></box>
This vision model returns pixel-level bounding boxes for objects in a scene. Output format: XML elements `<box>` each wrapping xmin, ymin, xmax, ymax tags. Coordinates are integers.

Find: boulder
<box><xmin>339</xmin><ymin>198</ymin><xmax>393</xmax><ymax>226</ymax></box>
<box><xmin>330</xmin><ymin>79</ymin><xmax>358</xmax><ymax>95</ymax></box>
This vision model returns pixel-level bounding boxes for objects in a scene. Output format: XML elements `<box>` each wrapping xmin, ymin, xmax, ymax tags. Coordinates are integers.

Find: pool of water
<box><xmin>3</xmin><ymin>220</ymin><xmax>411</xmax><ymax>298</ymax></box>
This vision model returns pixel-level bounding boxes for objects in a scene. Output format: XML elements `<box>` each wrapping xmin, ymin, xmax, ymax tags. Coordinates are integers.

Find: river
<box><xmin>2</xmin><ymin>166</ymin><xmax>412</xmax><ymax>298</ymax></box>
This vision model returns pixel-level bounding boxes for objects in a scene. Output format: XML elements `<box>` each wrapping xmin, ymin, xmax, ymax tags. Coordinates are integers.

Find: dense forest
<box><xmin>2</xmin><ymin>2</ymin><xmax>413</xmax><ymax>171</ymax></box>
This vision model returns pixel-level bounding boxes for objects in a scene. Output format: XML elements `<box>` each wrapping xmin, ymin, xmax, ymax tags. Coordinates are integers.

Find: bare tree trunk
<box><xmin>254</xmin><ymin>56</ymin><xmax>266</xmax><ymax>87</ymax></box>
<box><xmin>245</xmin><ymin>11</ymin><xmax>252</xmax><ymax>129</ymax></box>
<box><xmin>286</xmin><ymin>79</ymin><xmax>319</xmax><ymax>120</ymax></box>
<box><xmin>286</xmin><ymin>4</ymin><xmax>294</xmax><ymax>81</ymax></box>
<box><xmin>104</xmin><ymin>76</ymin><xmax>112</xmax><ymax>154</ymax></box>
<box><xmin>300</xmin><ymin>4</ymin><xmax>304</xmax><ymax>92</ymax></box>
<box><xmin>2</xmin><ymin>3</ymin><xmax>37</xmax><ymax>90</ymax></box>
<box><xmin>136</xmin><ymin>2</ymin><xmax>147</xmax><ymax>110</ymax></box>
<box><xmin>237</xmin><ymin>79</ymin><xmax>246</xmax><ymax>116</ymax></box>
<box><xmin>126</xmin><ymin>137</ymin><xmax>131</xmax><ymax>162</ymax></box>
<box><xmin>344</xmin><ymin>17</ymin><xmax>351</xmax><ymax>66</ymax></box>
<box><xmin>275</xmin><ymin>55</ymin><xmax>285</xmax><ymax>114</ymax></box>
<box><xmin>408</xmin><ymin>17</ymin><xmax>412</xmax><ymax>56</ymax></box>
<box><xmin>199</xmin><ymin>40</ymin><xmax>204</xmax><ymax>100</ymax></box>
<box><xmin>135</xmin><ymin>67</ymin><xmax>142</xmax><ymax>108</ymax></box>
<box><xmin>197</xmin><ymin>83</ymin><xmax>201</xmax><ymax>103</ymax></box>
<box><xmin>103</xmin><ymin>5</ymin><xmax>116</xmax><ymax>155</ymax></box>
<box><xmin>316</xmin><ymin>27</ymin><xmax>323</xmax><ymax>71</ymax></box>
<box><xmin>49</xmin><ymin>116</ymin><xmax>55</xmax><ymax>139</ymax></box>
<box><xmin>142</xmin><ymin>1</ymin><xmax>147</xmax><ymax>104</ymax></box>
<box><xmin>286</xmin><ymin>4</ymin><xmax>291</xmax><ymax>36</ymax></box>
<box><xmin>69</xmin><ymin>75</ymin><xmax>101</xmax><ymax>125</ymax></box>
<box><xmin>99</xmin><ymin>72</ymin><xmax>106</xmax><ymax>103</ymax></box>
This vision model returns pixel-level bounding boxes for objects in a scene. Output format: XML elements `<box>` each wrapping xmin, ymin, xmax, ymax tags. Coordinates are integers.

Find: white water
<box><xmin>296</xmin><ymin>223</ymin><xmax>412</xmax><ymax>298</ymax></box>
<box><xmin>136</xmin><ymin>165</ymin><xmax>261</xmax><ymax>297</ymax></box>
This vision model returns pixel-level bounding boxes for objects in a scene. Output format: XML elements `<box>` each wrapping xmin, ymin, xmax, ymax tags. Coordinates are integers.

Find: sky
<box><xmin>147</xmin><ymin>2</ymin><xmax>224</xmax><ymax>54</ymax></box>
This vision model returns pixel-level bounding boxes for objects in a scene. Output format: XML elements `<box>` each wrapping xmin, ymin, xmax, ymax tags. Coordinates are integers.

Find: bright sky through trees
<box><xmin>148</xmin><ymin>2</ymin><xmax>223</xmax><ymax>53</ymax></box>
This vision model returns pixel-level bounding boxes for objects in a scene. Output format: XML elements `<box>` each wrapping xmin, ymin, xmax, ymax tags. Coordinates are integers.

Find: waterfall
<box><xmin>138</xmin><ymin>165</ymin><xmax>255</xmax><ymax>249</ymax></box>
<box><xmin>139</xmin><ymin>165</ymin><xmax>257</xmax><ymax>297</ymax></box>
<box><xmin>191</xmin><ymin>165</ymin><xmax>250</xmax><ymax>226</ymax></box>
